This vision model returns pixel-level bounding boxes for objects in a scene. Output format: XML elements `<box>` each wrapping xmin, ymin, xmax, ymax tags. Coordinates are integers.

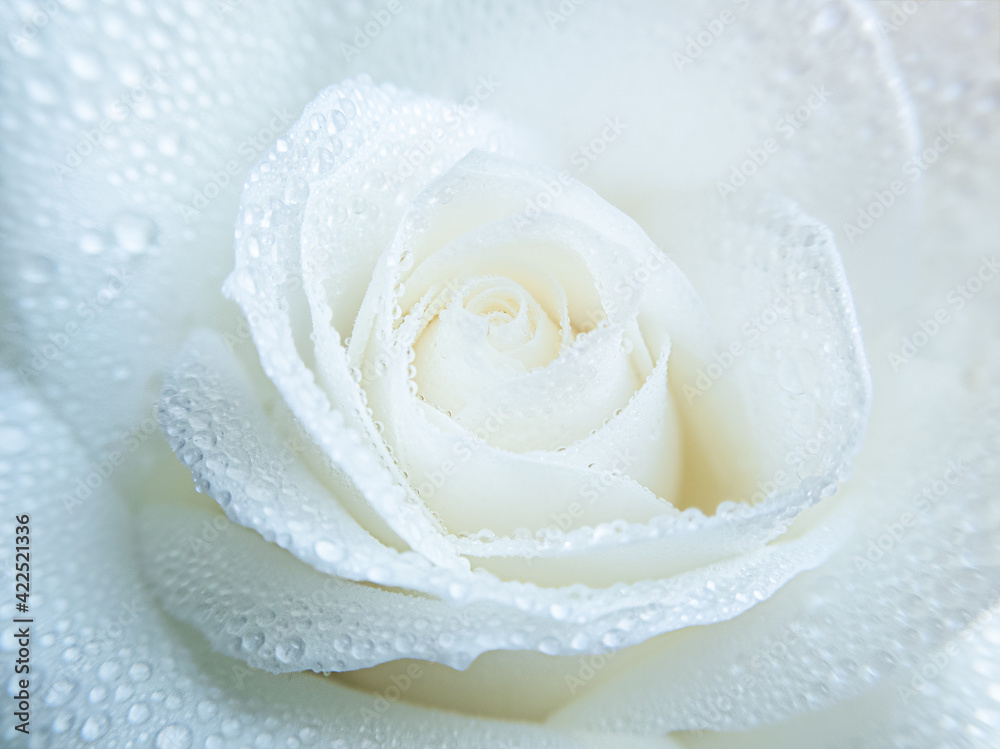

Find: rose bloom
<box><xmin>2</xmin><ymin>1</ymin><xmax>999</xmax><ymax>747</ymax></box>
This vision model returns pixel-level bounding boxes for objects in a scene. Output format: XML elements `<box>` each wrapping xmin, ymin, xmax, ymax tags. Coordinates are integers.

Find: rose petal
<box><xmin>354</xmin><ymin>0</ymin><xmax>923</xmax><ymax>326</ymax></box>
<box><xmin>1</xmin><ymin>0</ymin><xmax>919</xmax><ymax>466</ymax></box>
<box><xmin>153</xmin><ymin>329</ymin><xmax>847</xmax><ymax>669</ymax></box>
<box><xmin>0</xmin><ymin>371</ymin><xmax>597</xmax><ymax>749</ymax></box>
<box><xmin>547</xmin><ymin>345</ymin><xmax>1000</xmax><ymax>733</ymax></box>
<box><xmin>222</xmin><ymin>71</ymin><xmax>874</xmax><ymax>591</ymax></box>
<box><xmin>449</xmin><ymin>198</ymin><xmax>873</xmax><ymax>588</ymax></box>
<box><xmin>224</xmin><ymin>77</ymin><xmax>521</xmax><ymax>567</ymax></box>
<box><xmin>666</xmin><ymin>606</ymin><xmax>1000</xmax><ymax>747</ymax></box>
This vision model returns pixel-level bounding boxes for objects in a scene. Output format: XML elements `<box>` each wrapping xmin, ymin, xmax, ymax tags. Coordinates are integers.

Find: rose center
<box><xmin>411</xmin><ymin>276</ymin><xmax>564</xmax><ymax>417</ymax></box>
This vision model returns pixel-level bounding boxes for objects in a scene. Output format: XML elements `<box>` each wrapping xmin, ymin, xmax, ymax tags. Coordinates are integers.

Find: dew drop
<box><xmin>310</xmin><ymin>146</ymin><xmax>337</xmax><ymax>176</ymax></box>
<box><xmin>240</xmin><ymin>629</ymin><xmax>265</xmax><ymax>653</ymax></box>
<box><xmin>157</xmin><ymin>133</ymin><xmax>180</xmax><ymax>156</ymax></box>
<box><xmin>329</xmin><ymin>204</ymin><xmax>348</xmax><ymax>224</ymax></box>
<box><xmin>111</xmin><ymin>213</ymin><xmax>158</xmax><ymax>254</ymax></box>
<box><xmin>52</xmin><ymin>710</ymin><xmax>74</xmax><ymax>734</ymax></box>
<box><xmin>196</xmin><ymin>698</ymin><xmax>217</xmax><ymax>720</ymax></box>
<box><xmin>275</xmin><ymin>637</ymin><xmax>305</xmax><ymax>664</ymax></box>
<box><xmin>97</xmin><ymin>659</ymin><xmax>121</xmax><ymax>681</ymax></box>
<box><xmin>156</xmin><ymin>723</ymin><xmax>193</xmax><ymax>749</ymax></box>
<box><xmin>284</xmin><ymin>176</ymin><xmax>310</xmax><ymax>205</ymax></box>
<box><xmin>327</xmin><ymin>111</ymin><xmax>347</xmax><ymax>134</ymax></box>
<box><xmin>79</xmin><ymin>231</ymin><xmax>105</xmax><ymax>255</ymax></box>
<box><xmin>127</xmin><ymin>702</ymin><xmax>150</xmax><ymax>724</ymax></box>
<box><xmin>68</xmin><ymin>51</ymin><xmax>102</xmax><ymax>80</ymax></box>
<box><xmin>44</xmin><ymin>678</ymin><xmax>77</xmax><ymax>707</ymax></box>
<box><xmin>0</xmin><ymin>426</ymin><xmax>29</xmax><ymax>455</ymax></box>
<box><xmin>221</xmin><ymin>717</ymin><xmax>241</xmax><ymax>738</ymax></box>
<box><xmin>80</xmin><ymin>713</ymin><xmax>110</xmax><ymax>741</ymax></box>
<box><xmin>20</xmin><ymin>254</ymin><xmax>56</xmax><ymax>284</ymax></box>
<box><xmin>315</xmin><ymin>541</ymin><xmax>345</xmax><ymax>562</ymax></box>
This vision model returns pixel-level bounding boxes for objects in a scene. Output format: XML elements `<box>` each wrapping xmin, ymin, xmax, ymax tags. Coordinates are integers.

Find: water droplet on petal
<box><xmin>284</xmin><ymin>176</ymin><xmax>310</xmax><ymax>205</ymax></box>
<box><xmin>80</xmin><ymin>713</ymin><xmax>110</xmax><ymax>742</ymax></box>
<box><xmin>79</xmin><ymin>231</ymin><xmax>105</xmax><ymax>255</ymax></box>
<box><xmin>0</xmin><ymin>426</ymin><xmax>29</xmax><ymax>455</ymax></box>
<box><xmin>155</xmin><ymin>723</ymin><xmax>193</xmax><ymax>749</ymax></box>
<box><xmin>20</xmin><ymin>254</ymin><xmax>56</xmax><ymax>284</ymax></box>
<box><xmin>127</xmin><ymin>702</ymin><xmax>150</xmax><ymax>724</ymax></box>
<box><xmin>315</xmin><ymin>541</ymin><xmax>345</xmax><ymax>562</ymax></box>
<box><xmin>111</xmin><ymin>213</ymin><xmax>157</xmax><ymax>254</ymax></box>
<box><xmin>43</xmin><ymin>678</ymin><xmax>77</xmax><ymax>707</ymax></box>
<box><xmin>68</xmin><ymin>51</ymin><xmax>102</xmax><ymax>80</ymax></box>
<box><xmin>275</xmin><ymin>637</ymin><xmax>305</xmax><ymax>664</ymax></box>
<box><xmin>240</xmin><ymin>629</ymin><xmax>265</xmax><ymax>653</ymax></box>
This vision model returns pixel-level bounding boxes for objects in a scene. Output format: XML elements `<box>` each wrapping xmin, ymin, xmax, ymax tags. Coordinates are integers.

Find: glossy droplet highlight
<box><xmin>155</xmin><ymin>723</ymin><xmax>193</xmax><ymax>749</ymax></box>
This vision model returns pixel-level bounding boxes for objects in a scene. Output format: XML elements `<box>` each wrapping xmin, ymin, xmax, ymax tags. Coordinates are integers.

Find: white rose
<box><xmin>2</xmin><ymin>2</ymin><xmax>997</xmax><ymax>748</ymax></box>
<box><xmin>153</xmin><ymin>70</ymin><xmax>871</xmax><ymax>669</ymax></box>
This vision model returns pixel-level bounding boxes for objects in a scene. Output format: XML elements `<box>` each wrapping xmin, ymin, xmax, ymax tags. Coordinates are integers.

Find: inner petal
<box><xmin>412</xmin><ymin>276</ymin><xmax>564</xmax><ymax>419</ymax></box>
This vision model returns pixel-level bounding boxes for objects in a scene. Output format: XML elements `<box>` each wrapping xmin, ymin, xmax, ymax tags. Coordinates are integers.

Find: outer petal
<box><xmin>224</xmin><ymin>76</ymin><xmax>538</xmax><ymax>568</ymax></box>
<box><xmin>151</xmin><ymin>329</ymin><xmax>852</xmax><ymax>670</ymax></box>
<box><xmin>659</xmin><ymin>600</ymin><xmax>1000</xmax><ymax>748</ymax></box>
<box><xmin>0</xmin><ymin>0</ymin><xmax>917</xmax><ymax>465</ymax></box>
<box><xmin>544</xmin><ymin>0</ymin><xmax>1000</xmax><ymax>737</ymax></box>
<box><xmin>0</xmin><ymin>372</ymin><xmax>595</xmax><ymax>748</ymax></box>
<box><xmin>546</xmin><ymin>197</ymin><xmax>1000</xmax><ymax>737</ymax></box>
